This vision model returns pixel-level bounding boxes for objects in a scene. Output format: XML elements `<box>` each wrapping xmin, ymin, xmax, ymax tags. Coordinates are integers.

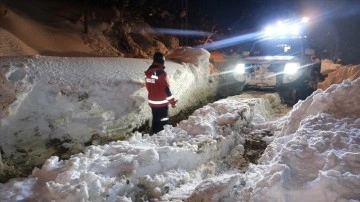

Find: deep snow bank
<box><xmin>0</xmin><ymin>91</ymin><xmax>278</xmax><ymax>201</ymax></box>
<box><xmin>0</xmin><ymin>48</ymin><xmax>218</xmax><ymax>167</ymax></box>
<box><xmin>235</xmin><ymin>78</ymin><xmax>360</xmax><ymax>202</ymax></box>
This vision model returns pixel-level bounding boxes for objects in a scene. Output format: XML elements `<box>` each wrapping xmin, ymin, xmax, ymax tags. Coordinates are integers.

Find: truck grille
<box><xmin>245</xmin><ymin>64</ymin><xmax>284</xmax><ymax>73</ymax></box>
<box><xmin>244</xmin><ymin>63</ymin><xmax>285</xmax><ymax>87</ymax></box>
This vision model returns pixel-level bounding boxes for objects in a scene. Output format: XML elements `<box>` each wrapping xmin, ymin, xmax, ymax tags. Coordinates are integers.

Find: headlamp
<box><xmin>284</xmin><ymin>63</ymin><xmax>300</xmax><ymax>74</ymax></box>
<box><xmin>234</xmin><ymin>63</ymin><xmax>245</xmax><ymax>74</ymax></box>
<box><xmin>263</xmin><ymin>17</ymin><xmax>309</xmax><ymax>37</ymax></box>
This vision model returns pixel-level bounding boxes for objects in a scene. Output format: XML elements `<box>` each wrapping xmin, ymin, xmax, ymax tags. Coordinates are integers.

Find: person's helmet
<box><xmin>153</xmin><ymin>52</ymin><xmax>165</xmax><ymax>65</ymax></box>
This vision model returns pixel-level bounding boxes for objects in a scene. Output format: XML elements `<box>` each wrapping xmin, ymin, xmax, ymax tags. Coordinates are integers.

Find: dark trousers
<box><xmin>151</xmin><ymin>106</ymin><xmax>169</xmax><ymax>134</ymax></box>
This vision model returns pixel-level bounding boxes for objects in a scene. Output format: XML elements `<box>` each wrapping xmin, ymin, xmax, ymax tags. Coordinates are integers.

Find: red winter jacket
<box><xmin>144</xmin><ymin>62</ymin><xmax>177</xmax><ymax>108</ymax></box>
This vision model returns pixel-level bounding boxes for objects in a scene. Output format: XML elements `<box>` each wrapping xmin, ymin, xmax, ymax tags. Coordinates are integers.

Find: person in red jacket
<box><xmin>145</xmin><ymin>52</ymin><xmax>177</xmax><ymax>134</ymax></box>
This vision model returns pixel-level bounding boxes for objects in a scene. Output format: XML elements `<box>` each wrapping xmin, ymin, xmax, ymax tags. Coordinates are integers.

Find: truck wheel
<box><xmin>280</xmin><ymin>86</ymin><xmax>311</xmax><ymax>105</ymax></box>
<box><xmin>279</xmin><ymin>88</ymin><xmax>298</xmax><ymax>105</ymax></box>
<box><xmin>295</xmin><ymin>87</ymin><xmax>308</xmax><ymax>101</ymax></box>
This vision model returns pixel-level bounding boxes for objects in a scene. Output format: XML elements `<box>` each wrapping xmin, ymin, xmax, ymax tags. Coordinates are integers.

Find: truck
<box><xmin>232</xmin><ymin>19</ymin><xmax>323</xmax><ymax>104</ymax></box>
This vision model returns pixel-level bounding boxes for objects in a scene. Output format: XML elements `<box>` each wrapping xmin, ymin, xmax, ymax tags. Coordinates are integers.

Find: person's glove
<box><xmin>171</xmin><ymin>99</ymin><xmax>178</xmax><ymax>108</ymax></box>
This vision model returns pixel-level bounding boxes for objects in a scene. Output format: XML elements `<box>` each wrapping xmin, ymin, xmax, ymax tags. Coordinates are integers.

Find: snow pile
<box><xmin>0</xmin><ymin>49</ymin><xmax>218</xmax><ymax>169</ymax></box>
<box><xmin>235</xmin><ymin>78</ymin><xmax>360</xmax><ymax>202</ymax></box>
<box><xmin>1</xmin><ymin>78</ymin><xmax>359</xmax><ymax>201</ymax></box>
<box><xmin>1</xmin><ymin>1</ymin><xmax>360</xmax><ymax>201</ymax></box>
<box><xmin>0</xmin><ymin>91</ymin><xmax>269</xmax><ymax>201</ymax></box>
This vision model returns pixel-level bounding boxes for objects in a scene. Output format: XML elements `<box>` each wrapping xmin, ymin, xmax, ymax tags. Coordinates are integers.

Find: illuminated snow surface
<box><xmin>0</xmin><ymin>50</ymin><xmax>217</xmax><ymax>167</ymax></box>
<box><xmin>1</xmin><ymin>3</ymin><xmax>360</xmax><ymax>202</ymax></box>
<box><xmin>0</xmin><ymin>53</ymin><xmax>359</xmax><ymax>201</ymax></box>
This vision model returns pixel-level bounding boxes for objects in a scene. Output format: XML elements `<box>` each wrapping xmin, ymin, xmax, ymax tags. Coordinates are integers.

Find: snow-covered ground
<box><xmin>0</xmin><ymin>69</ymin><xmax>359</xmax><ymax>201</ymax></box>
<box><xmin>1</xmin><ymin>2</ymin><xmax>360</xmax><ymax>202</ymax></box>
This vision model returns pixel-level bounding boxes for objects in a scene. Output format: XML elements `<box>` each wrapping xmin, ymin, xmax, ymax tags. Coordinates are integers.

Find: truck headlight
<box><xmin>284</xmin><ymin>63</ymin><xmax>300</xmax><ymax>74</ymax></box>
<box><xmin>235</xmin><ymin>63</ymin><xmax>245</xmax><ymax>74</ymax></box>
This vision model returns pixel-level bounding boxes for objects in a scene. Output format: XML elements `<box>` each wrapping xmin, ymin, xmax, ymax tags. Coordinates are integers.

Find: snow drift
<box><xmin>0</xmin><ymin>76</ymin><xmax>359</xmax><ymax>202</ymax></box>
<box><xmin>0</xmin><ymin>48</ymin><xmax>218</xmax><ymax>168</ymax></box>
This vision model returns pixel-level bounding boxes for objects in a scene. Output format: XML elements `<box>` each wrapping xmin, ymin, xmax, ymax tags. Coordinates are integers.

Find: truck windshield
<box><xmin>249</xmin><ymin>38</ymin><xmax>303</xmax><ymax>57</ymax></box>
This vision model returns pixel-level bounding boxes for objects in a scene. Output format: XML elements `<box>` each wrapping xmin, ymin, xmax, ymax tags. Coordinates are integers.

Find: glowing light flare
<box><xmin>264</xmin><ymin>26</ymin><xmax>276</xmax><ymax>36</ymax></box>
<box><xmin>276</xmin><ymin>20</ymin><xmax>284</xmax><ymax>26</ymax></box>
<box><xmin>234</xmin><ymin>63</ymin><xmax>245</xmax><ymax>74</ymax></box>
<box><xmin>262</xmin><ymin>17</ymin><xmax>309</xmax><ymax>37</ymax></box>
<box><xmin>197</xmin><ymin>32</ymin><xmax>261</xmax><ymax>50</ymax></box>
<box><xmin>302</xmin><ymin>17</ymin><xmax>309</xmax><ymax>23</ymax></box>
<box><xmin>290</xmin><ymin>24</ymin><xmax>301</xmax><ymax>35</ymax></box>
<box><xmin>264</xmin><ymin>23</ymin><xmax>301</xmax><ymax>36</ymax></box>
<box><xmin>277</xmin><ymin>23</ymin><xmax>287</xmax><ymax>36</ymax></box>
<box><xmin>283</xmin><ymin>63</ymin><xmax>300</xmax><ymax>74</ymax></box>
<box><xmin>153</xmin><ymin>28</ymin><xmax>209</xmax><ymax>36</ymax></box>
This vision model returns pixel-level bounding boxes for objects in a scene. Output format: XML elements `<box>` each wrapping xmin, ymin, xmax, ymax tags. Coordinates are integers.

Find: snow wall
<box><xmin>0</xmin><ymin>47</ymin><xmax>219</xmax><ymax>167</ymax></box>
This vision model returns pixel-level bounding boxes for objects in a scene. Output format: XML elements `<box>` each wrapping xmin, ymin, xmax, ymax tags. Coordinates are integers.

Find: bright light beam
<box><xmin>153</xmin><ymin>28</ymin><xmax>209</xmax><ymax>36</ymax></box>
<box><xmin>302</xmin><ymin>17</ymin><xmax>309</xmax><ymax>23</ymax></box>
<box><xmin>196</xmin><ymin>32</ymin><xmax>261</xmax><ymax>50</ymax></box>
